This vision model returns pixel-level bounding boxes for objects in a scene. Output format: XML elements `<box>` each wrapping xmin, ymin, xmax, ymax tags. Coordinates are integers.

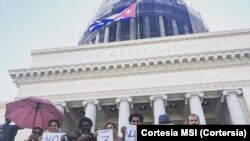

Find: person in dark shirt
<box><xmin>0</xmin><ymin>118</ymin><xmax>21</xmax><ymax>141</ymax></box>
<box><xmin>76</xmin><ymin>117</ymin><xmax>96</xmax><ymax>141</ymax></box>
<box><xmin>62</xmin><ymin>117</ymin><xmax>96</xmax><ymax>141</ymax></box>
<box><xmin>26</xmin><ymin>127</ymin><xmax>43</xmax><ymax>141</ymax></box>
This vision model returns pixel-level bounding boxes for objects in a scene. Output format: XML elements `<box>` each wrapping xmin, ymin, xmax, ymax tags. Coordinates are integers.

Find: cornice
<box><xmin>9</xmin><ymin>48</ymin><xmax>250</xmax><ymax>86</ymax></box>
<box><xmin>31</xmin><ymin>29</ymin><xmax>250</xmax><ymax>55</ymax></box>
<box><xmin>14</xmin><ymin>80</ymin><xmax>250</xmax><ymax>103</ymax></box>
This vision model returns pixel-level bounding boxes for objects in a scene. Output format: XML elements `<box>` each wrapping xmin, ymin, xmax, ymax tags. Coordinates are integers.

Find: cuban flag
<box><xmin>89</xmin><ymin>2</ymin><xmax>136</xmax><ymax>33</ymax></box>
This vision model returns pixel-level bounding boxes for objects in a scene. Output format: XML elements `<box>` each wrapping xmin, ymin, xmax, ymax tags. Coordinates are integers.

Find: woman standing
<box><xmin>103</xmin><ymin>122</ymin><xmax>122</xmax><ymax>141</ymax></box>
<box><xmin>47</xmin><ymin>119</ymin><xmax>61</xmax><ymax>133</ymax></box>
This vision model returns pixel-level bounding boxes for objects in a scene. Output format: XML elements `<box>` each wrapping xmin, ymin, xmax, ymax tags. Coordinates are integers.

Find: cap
<box><xmin>158</xmin><ymin>114</ymin><xmax>170</xmax><ymax>123</ymax></box>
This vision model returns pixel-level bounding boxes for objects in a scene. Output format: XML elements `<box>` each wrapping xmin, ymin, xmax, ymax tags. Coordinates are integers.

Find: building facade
<box><xmin>78</xmin><ymin>0</ymin><xmax>208</xmax><ymax>45</ymax></box>
<box><xmin>1</xmin><ymin>1</ymin><xmax>249</xmax><ymax>140</ymax></box>
<box><xmin>2</xmin><ymin>29</ymin><xmax>250</xmax><ymax>140</ymax></box>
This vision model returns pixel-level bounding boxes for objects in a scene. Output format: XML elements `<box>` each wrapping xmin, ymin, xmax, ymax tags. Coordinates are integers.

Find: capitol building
<box><xmin>0</xmin><ymin>0</ymin><xmax>250</xmax><ymax>140</ymax></box>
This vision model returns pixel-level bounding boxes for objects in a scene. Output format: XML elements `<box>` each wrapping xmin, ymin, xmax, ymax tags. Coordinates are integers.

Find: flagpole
<box><xmin>136</xmin><ymin>0</ymin><xmax>140</xmax><ymax>40</ymax></box>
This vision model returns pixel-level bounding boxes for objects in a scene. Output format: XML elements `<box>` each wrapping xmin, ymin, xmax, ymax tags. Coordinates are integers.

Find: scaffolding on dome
<box><xmin>78</xmin><ymin>0</ymin><xmax>208</xmax><ymax>45</ymax></box>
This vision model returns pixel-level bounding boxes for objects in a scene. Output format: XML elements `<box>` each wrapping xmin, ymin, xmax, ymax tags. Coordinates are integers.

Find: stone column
<box><xmin>116</xmin><ymin>21</ymin><xmax>121</xmax><ymax>41</ymax></box>
<box><xmin>172</xmin><ymin>19</ymin><xmax>179</xmax><ymax>35</ymax></box>
<box><xmin>53</xmin><ymin>102</ymin><xmax>68</xmax><ymax>114</ymax></box>
<box><xmin>242</xmin><ymin>87</ymin><xmax>250</xmax><ymax>123</ymax></box>
<box><xmin>144</xmin><ymin>16</ymin><xmax>150</xmax><ymax>38</ymax></box>
<box><xmin>185</xmin><ymin>92</ymin><xmax>206</xmax><ymax>124</ymax></box>
<box><xmin>95</xmin><ymin>31</ymin><xmax>100</xmax><ymax>44</ymax></box>
<box><xmin>130</xmin><ymin>18</ymin><xmax>136</xmax><ymax>40</ymax></box>
<box><xmin>104</xmin><ymin>26</ymin><xmax>110</xmax><ymax>43</ymax></box>
<box><xmin>158</xmin><ymin>15</ymin><xmax>165</xmax><ymax>37</ymax></box>
<box><xmin>149</xmin><ymin>95</ymin><xmax>168</xmax><ymax>124</ymax></box>
<box><xmin>221</xmin><ymin>90</ymin><xmax>247</xmax><ymax>124</ymax></box>
<box><xmin>82</xmin><ymin>100</ymin><xmax>100</xmax><ymax>132</ymax></box>
<box><xmin>115</xmin><ymin>97</ymin><xmax>132</xmax><ymax>136</ymax></box>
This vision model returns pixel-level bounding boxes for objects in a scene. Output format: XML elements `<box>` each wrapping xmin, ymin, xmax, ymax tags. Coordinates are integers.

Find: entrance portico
<box><xmin>52</xmin><ymin>89</ymin><xmax>246</xmax><ymax>129</ymax></box>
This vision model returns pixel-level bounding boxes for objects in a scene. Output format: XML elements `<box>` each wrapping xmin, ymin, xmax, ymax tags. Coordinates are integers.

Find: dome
<box><xmin>78</xmin><ymin>0</ymin><xmax>208</xmax><ymax>45</ymax></box>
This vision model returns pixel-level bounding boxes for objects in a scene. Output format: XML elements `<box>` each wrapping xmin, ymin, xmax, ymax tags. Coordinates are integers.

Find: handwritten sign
<box><xmin>125</xmin><ymin>125</ymin><xmax>136</xmax><ymax>141</ymax></box>
<box><xmin>42</xmin><ymin>133</ymin><xmax>65</xmax><ymax>141</ymax></box>
<box><xmin>97</xmin><ymin>129</ymin><xmax>113</xmax><ymax>141</ymax></box>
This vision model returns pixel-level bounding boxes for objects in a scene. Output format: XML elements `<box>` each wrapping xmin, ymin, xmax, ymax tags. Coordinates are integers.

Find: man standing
<box><xmin>0</xmin><ymin>118</ymin><xmax>21</xmax><ymax>141</ymax></box>
<box><xmin>187</xmin><ymin>114</ymin><xmax>200</xmax><ymax>125</ymax></box>
<box><xmin>120</xmin><ymin>112</ymin><xmax>144</xmax><ymax>141</ymax></box>
<box><xmin>158</xmin><ymin>114</ymin><xmax>174</xmax><ymax>125</ymax></box>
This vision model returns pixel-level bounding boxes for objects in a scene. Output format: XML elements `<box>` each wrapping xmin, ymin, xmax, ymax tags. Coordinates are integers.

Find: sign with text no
<box><xmin>42</xmin><ymin>133</ymin><xmax>65</xmax><ymax>141</ymax></box>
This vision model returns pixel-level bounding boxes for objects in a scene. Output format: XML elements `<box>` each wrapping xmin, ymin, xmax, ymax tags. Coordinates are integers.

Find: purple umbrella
<box><xmin>5</xmin><ymin>96</ymin><xmax>65</xmax><ymax>130</ymax></box>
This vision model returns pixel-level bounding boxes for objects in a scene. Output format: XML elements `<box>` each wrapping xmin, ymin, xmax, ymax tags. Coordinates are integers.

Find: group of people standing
<box><xmin>158</xmin><ymin>113</ymin><xmax>200</xmax><ymax>125</ymax></box>
<box><xmin>26</xmin><ymin>119</ymin><xmax>61</xmax><ymax>141</ymax></box>
<box><xmin>0</xmin><ymin>113</ymin><xmax>200</xmax><ymax>141</ymax></box>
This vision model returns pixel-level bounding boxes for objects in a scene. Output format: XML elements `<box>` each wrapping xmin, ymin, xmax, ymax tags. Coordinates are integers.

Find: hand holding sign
<box><xmin>97</xmin><ymin>129</ymin><xmax>113</xmax><ymax>141</ymax></box>
<box><xmin>42</xmin><ymin>133</ymin><xmax>65</xmax><ymax>141</ymax></box>
<box><xmin>125</xmin><ymin>125</ymin><xmax>136</xmax><ymax>141</ymax></box>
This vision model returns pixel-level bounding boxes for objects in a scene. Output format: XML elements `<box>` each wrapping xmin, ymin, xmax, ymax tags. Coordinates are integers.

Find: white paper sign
<box><xmin>125</xmin><ymin>125</ymin><xmax>136</xmax><ymax>141</ymax></box>
<box><xmin>42</xmin><ymin>133</ymin><xmax>65</xmax><ymax>141</ymax></box>
<box><xmin>97</xmin><ymin>129</ymin><xmax>113</xmax><ymax>141</ymax></box>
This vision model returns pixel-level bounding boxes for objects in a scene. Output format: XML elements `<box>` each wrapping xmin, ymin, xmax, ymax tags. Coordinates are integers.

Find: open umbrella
<box><xmin>5</xmin><ymin>96</ymin><xmax>65</xmax><ymax>130</ymax></box>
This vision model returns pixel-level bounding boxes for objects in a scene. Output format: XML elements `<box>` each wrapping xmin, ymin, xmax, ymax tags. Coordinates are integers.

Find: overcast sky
<box><xmin>0</xmin><ymin>0</ymin><xmax>250</xmax><ymax>102</ymax></box>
